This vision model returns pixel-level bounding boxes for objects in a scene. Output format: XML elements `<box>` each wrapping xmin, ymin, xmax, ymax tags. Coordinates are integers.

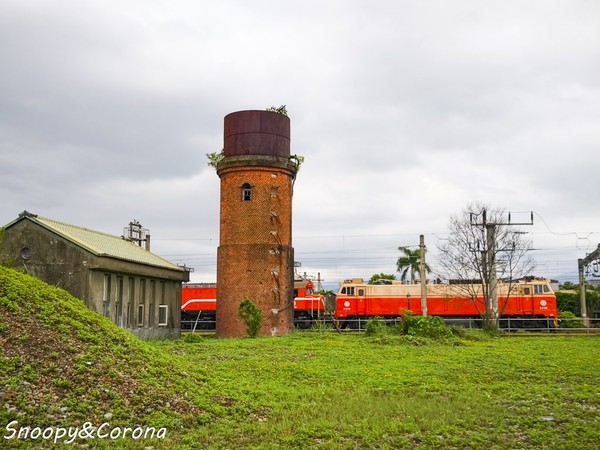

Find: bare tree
<box><xmin>436</xmin><ymin>202</ymin><xmax>536</xmax><ymax>329</ymax></box>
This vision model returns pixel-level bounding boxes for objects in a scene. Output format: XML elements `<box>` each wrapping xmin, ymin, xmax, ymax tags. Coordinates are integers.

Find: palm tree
<box><xmin>396</xmin><ymin>246</ymin><xmax>430</xmax><ymax>283</ymax></box>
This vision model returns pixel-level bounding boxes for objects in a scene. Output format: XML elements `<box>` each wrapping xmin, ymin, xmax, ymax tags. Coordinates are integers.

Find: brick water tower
<box><xmin>216</xmin><ymin>110</ymin><xmax>299</xmax><ymax>338</ymax></box>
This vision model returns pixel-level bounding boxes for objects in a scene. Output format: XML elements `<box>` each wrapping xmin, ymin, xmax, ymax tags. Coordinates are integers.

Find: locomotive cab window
<box><xmin>341</xmin><ymin>286</ymin><xmax>355</xmax><ymax>295</ymax></box>
<box><xmin>241</xmin><ymin>183</ymin><xmax>252</xmax><ymax>201</ymax></box>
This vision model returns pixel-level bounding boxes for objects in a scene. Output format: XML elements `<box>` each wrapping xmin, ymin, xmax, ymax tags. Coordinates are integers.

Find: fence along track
<box><xmin>182</xmin><ymin>316</ymin><xmax>600</xmax><ymax>334</ymax></box>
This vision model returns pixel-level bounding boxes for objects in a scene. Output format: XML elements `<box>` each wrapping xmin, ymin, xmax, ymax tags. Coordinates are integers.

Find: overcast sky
<box><xmin>1</xmin><ymin>0</ymin><xmax>599</xmax><ymax>289</ymax></box>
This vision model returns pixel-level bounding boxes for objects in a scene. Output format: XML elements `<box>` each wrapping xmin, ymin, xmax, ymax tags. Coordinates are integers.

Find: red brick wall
<box><xmin>216</xmin><ymin>164</ymin><xmax>296</xmax><ymax>338</ymax></box>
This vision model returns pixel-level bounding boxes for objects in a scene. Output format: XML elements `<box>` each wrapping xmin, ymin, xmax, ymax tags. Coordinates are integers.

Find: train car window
<box><xmin>523</xmin><ymin>287</ymin><xmax>530</xmax><ymax>295</ymax></box>
<box><xmin>347</xmin><ymin>287</ymin><xmax>355</xmax><ymax>295</ymax></box>
<box><xmin>341</xmin><ymin>287</ymin><xmax>346</xmax><ymax>294</ymax></box>
<box><xmin>358</xmin><ymin>289</ymin><xmax>365</xmax><ymax>296</ymax></box>
<box><xmin>543</xmin><ymin>285</ymin><xmax>550</xmax><ymax>293</ymax></box>
<box><xmin>534</xmin><ymin>285</ymin><xmax>543</xmax><ymax>294</ymax></box>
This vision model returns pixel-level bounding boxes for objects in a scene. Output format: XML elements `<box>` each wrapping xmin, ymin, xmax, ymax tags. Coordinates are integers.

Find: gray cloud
<box><xmin>1</xmin><ymin>0</ymin><xmax>599</xmax><ymax>286</ymax></box>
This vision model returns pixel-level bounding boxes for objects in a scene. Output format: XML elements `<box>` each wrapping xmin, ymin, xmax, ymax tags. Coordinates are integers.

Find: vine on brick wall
<box><xmin>238</xmin><ymin>297</ymin><xmax>263</xmax><ymax>338</ymax></box>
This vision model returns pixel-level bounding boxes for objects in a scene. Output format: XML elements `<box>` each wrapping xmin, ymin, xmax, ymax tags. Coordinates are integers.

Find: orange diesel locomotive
<box><xmin>336</xmin><ymin>277</ymin><xmax>557</xmax><ymax>328</ymax></box>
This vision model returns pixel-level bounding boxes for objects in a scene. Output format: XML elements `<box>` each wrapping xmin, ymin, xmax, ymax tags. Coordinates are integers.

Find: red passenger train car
<box><xmin>181</xmin><ymin>278</ymin><xmax>326</xmax><ymax>330</ymax></box>
<box><xmin>181</xmin><ymin>283</ymin><xmax>217</xmax><ymax>330</ymax></box>
<box><xmin>335</xmin><ymin>277</ymin><xmax>558</xmax><ymax>328</ymax></box>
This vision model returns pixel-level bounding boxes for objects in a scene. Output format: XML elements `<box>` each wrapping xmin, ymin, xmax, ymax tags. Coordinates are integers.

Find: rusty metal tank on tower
<box><xmin>223</xmin><ymin>110</ymin><xmax>290</xmax><ymax>157</ymax></box>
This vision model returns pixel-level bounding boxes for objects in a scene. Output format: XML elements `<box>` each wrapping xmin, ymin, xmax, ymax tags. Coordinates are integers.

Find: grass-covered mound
<box><xmin>0</xmin><ymin>266</ymin><xmax>206</xmax><ymax>446</ymax></box>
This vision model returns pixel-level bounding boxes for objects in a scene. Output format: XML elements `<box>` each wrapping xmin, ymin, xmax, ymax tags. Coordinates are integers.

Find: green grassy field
<box><xmin>1</xmin><ymin>266</ymin><xmax>599</xmax><ymax>449</ymax></box>
<box><xmin>148</xmin><ymin>333</ymin><xmax>600</xmax><ymax>450</ymax></box>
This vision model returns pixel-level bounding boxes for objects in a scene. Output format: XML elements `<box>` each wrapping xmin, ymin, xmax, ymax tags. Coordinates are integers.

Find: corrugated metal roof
<box><xmin>8</xmin><ymin>212</ymin><xmax>186</xmax><ymax>272</ymax></box>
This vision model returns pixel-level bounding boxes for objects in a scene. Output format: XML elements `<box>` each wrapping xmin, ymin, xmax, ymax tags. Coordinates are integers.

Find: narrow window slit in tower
<box><xmin>242</xmin><ymin>183</ymin><xmax>252</xmax><ymax>201</ymax></box>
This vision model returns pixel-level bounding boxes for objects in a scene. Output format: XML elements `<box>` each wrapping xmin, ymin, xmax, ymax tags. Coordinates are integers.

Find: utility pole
<box><xmin>578</xmin><ymin>243</ymin><xmax>600</xmax><ymax>328</ymax></box>
<box><xmin>486</xmin><ymin>223</ymin><xmax>497</xmax><ymax>321</ymax></box>
<box><xmin>419</xmin><ymin>234</ymin><xmax>428</xmax><ymax>317</ymax></box>
<box><xmin>470</xmin><ymin>208</ymin><xmax>533</xmax><ymax>327</ymax></box>
<box><xmin>578</xmin><ymin>262</ymin><xmax>588</xmax><ymax>328</ymax></box>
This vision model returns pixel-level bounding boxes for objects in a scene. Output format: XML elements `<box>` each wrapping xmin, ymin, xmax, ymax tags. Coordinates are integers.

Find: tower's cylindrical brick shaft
<box><xmin>216</xmin><ymin>110</ymin><xmax>298</xmax><ymax>338</ymax></box>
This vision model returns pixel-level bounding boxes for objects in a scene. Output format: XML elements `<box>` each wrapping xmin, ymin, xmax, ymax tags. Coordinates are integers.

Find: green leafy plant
<box><xmin>399</xmin><ymin>311</ymin><xmax>452</xmax><ymax>339</ymax></box>
<box><xmin>368</xmin><ymin>273</ymin><xmax>396</xmax><ymax>284</ymax></box>
<box><xmin>365</xmin><ymin>316</ymin><xmax>389</xmax><ymax>336</ymax></box>
<box><xmin>289</xmin><ymin>154</ymin><xmax>304</xmax><ymax>172</ymax></box>
<box><xmin>183</xmin><ymin>333</ymin><xmax>204</xmax><ymax>343</ymax></box>
<box><xmin>206</xmin><ymin>149</ymin><xmax>225</xmax><ymax>168</ymax></box>
<box><xmin>266</xmin><ymin>105</ymin><xmax>288</xmax><ymax>116</ymax></box>
<box><xmin>558</xmin><ymin>310</ymin><xmax>584</xmax><ymax>328</ymax></box>
<box><xmin>238</xmin><ymin>297</ymin><xmax>262</xmax><ymax>338</ymax></box>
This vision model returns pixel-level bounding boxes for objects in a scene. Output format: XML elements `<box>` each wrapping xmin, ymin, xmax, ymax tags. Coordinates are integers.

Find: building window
<box><xmin>242</xmin><ymin>183</ymin><xmax>252</xmax><ymax>201</ymax></box>
<box><xmin>103</xmin><ymin>274</ymin><xmax>112</xmax><ymax>317</ymax></box>
<box><xmin>128</xmin><ymin>277</ymin><xmax>135</xmax><ymax>328</ymax></box>
<box><xmin>158</xmin><ymin>305</ymin><xmax>168</xmax><ymax>327</ymax></box>
<box><xmin>138</xmin><ymin>304</ymin><xmax>144</xmax><ymax>327</ymax></box>
<box><xmin>103</xmin><ymin>274</ymin><xmax>111</xmax><ymax>302</ymax></box>
<box><xmin>116</xmin><ymin>276</ymin><xmax>124</xmax><ymax>327</ymax></box>
<box><xmin>149</xmin><ymin>280</ymin><xmax>156</xmax><ymax>326</ymax></box>
<box><xmin>21</xmin><ymin>247</ymin><xmax>31</xmax><ymax>260</ymax></box>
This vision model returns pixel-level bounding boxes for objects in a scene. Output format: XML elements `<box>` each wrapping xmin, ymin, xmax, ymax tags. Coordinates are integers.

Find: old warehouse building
<box><xmin>1</xmin><ymin>211</ymin><xmax>190</xmax><ymax>339</ymax></box>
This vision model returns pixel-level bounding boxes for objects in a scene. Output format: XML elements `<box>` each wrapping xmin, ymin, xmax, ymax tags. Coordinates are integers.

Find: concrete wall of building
<box><xmin>89</xmin><ymin>271</ymin><xmax>181</xmax><ymax>340</ymax></box>
<box><xmin>0</xmin><ymin>219</ymin><xmax>91</xmax><ymax>300</ymax></box>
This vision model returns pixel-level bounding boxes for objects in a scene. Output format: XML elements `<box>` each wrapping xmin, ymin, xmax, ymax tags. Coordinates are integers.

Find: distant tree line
<box><xmin>557</xmin><ymin>282</ymin><xmax>600</xmax><ymax>316</ymax></box>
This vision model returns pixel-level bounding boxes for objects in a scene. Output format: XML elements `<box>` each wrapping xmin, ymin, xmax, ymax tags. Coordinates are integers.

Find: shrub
<box><xmin>365</xmin><ymin>317</ymin><xmax>388</xmax><ymax>336</ymax></box>
<box><xmin>399</xmin><ymin>312</ymin><xmax>452</xmax><ymax>339</ymax></box>
<box><xmin>558</xmin><ymin>311</ymin><xmax>584</xmax><ymax>328</ymax></box>
<box><xmin>238</xmin><ymin>297</ymin><xmax>262</xmax><ymax>338</ymax></box>
<box><xmin>182</xmin><ymin>333</ymin><xmax>204</xmax><ymax>343</ymax></box>
<box><xmin>448</xmin><ymin>325</ymin><xmax>466</xmax><ymax>338</ymax></box>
